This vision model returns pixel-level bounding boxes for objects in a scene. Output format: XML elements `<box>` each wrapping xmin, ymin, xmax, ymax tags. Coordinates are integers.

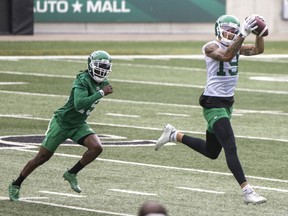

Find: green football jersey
<box><xmin>54</xmin><ymin>70</ymin><xmax>109</xmax><ymax>129</ymax></box>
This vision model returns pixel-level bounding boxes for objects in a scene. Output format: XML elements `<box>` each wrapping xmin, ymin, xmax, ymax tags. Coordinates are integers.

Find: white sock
<box><xmin>242</xmin><ymin>184</ymin><xmax>253</xmax><ymax>194</ymax></box>
<box><xmin>170</xmin><ymin>130</ymin><xmax>178</xmax><ymax>142</ymax></box>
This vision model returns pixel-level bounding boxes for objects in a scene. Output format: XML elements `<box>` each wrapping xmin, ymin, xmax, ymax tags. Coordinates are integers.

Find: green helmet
<box><xmin>88</xmin><ymin>50</ymin><xmax>112</xmax><ymax>83</ymax></box>
<box><xmin>215</xmin><ymin>15</ymin><xmax>240</xmax><ymax>46</ymax></box>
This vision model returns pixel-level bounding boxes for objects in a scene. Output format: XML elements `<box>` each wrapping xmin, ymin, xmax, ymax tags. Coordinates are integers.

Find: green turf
<box><xmin>1</xmin><ymin>41</ymin><xmax>288</xmax><ymax>55</ymax></box>
<box><xmin>0</xmin><ymin>43</ymin><xmax>288</xmax><ymax>215</ymax></box>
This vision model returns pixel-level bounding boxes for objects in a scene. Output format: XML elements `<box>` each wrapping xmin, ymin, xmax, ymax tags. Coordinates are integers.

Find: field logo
<box><xmin>0</xmin><ymin>134</ymin><xmax>155</xmax><ymax>149</ymax></box>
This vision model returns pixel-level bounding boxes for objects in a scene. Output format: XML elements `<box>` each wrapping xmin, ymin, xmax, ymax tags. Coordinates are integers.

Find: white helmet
<box><xmin>215</xmin><ymin>15</ymin><xmax>240</xmax><ymax>46</ymax></box>
<box><xmin>87</xmin><ymin>50</ymin><xmax>112</xmax><ymax>83</ymax></box>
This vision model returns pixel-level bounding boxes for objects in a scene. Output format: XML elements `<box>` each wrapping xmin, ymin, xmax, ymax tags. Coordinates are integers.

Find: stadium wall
<box><xmin>34</xmin><ymin>0</ymin><xmax>288</xmax><ymax>38</ymax></box>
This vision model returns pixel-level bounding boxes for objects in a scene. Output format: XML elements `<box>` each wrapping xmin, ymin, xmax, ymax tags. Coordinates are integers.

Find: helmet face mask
<box><xmin>215</xmin><ymin>15</ymin><xmax>240</xmax><ymax>46</ymax></box>
<box><xmin>88</xmin><ymin>50</ymin><xmax>112</xmax><ymax>83</ymax></box>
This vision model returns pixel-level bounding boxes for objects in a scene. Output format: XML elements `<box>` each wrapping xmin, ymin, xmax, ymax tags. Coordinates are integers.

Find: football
<box><xmin>252</xmin><ymin>17</ymin><xmax>269</xmax><ymax>37</ymax></box>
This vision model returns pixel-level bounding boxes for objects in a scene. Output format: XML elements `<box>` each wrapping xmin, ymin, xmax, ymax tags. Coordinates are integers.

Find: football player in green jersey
<box><xmin>9</xmin><ymin>50</ymin><xmax>113</xmax><ymax>201</ymax></box>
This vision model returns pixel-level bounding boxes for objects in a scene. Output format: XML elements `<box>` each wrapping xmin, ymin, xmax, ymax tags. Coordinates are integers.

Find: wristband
<box><xmin>239</xmin><ymin>33</ymin><xmax>246</xmax><ymax>38</ymax></box>
<box><xmin>99</xmin><ymin>90</ymin><xmax>105</xmax><ymax>97</ymax></box>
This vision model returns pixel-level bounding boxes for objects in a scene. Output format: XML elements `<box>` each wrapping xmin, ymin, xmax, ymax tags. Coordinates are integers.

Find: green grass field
<box><xmin>0</xmin><ymin>41</ymin><xmax>288</xmax><ymax>216</ymax></box>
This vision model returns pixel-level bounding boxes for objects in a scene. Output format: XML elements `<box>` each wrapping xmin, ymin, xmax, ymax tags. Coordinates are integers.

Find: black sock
<box><xmin>12</xmin><ymin>174</ymin><xmax>26</xmax><ymax>187</ymax></box>
<box><xmin>68</xmin><ymin>161</ymin><xmax>84</xmax><ymax>174</ymax></box>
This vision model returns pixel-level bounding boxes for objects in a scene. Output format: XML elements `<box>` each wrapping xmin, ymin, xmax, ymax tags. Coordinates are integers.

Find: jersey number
<box><xmin>77</xmin><ymin>101</ymin><xmax>99</xmax><ymax>116</ymax></box>
<box><xmin>217</xmin><ymin>54</ymin><xmax>239</xmax><ymax>76</ymax></box>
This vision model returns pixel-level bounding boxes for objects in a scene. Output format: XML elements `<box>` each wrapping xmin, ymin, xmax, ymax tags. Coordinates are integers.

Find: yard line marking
<box><xmin>1</xmin><ymin>71</ymin><xmax>288</xmax><ymax>95</ymax></box>
<box><xmin>1</xmin><ymin>114</ymin><xmax>288</xmax><ymax>143</ymax></box>
<box><xmin>0</xmin><ymin>146</ymin><xmax>37</xmax><ymax>150</ymax></box>
<box><xmin>1</xmin><ymin>90</ymin><xmax>288</xmax><ymax>117</ymax></box>
<box><xmin>20</xmin><ymin>199</ymin><xmax>133</xmax><ymax>216</ymax></box>
<box><xmin>0</xmin><ymin>82</ymin><xmax>28</xmax><ymax>85</ymax></box>
<box><xmin>103</xmin><ymin>98</ymin><xmax>199</xmax><ymax>108</ymax></box>
<box><xmin>116</xmin><ymin>63</ymin><xmax>205</xmax><ymax>72</ymax></box>
<box><xmin>0</xmin><ymin>90</ymin><xmax>67</xmax><ymax>98</ymax></box>
<box><xmin>97</xmin><ymin>158</ymin><xmax>288</xmax><ymax>184</ymax></box>
<box><xmin>108</xmin><ymin>189</ymin><xmax>157</xmax><ymax>196</ymax></box>
<box><xmin>3</xmin><ymin>63</ymin><xmax>286</xmax><ymax>77</ymax></box>
<box><xmin>14</xmin><ymin>149</ymin><xmax>288</xmax><ymax>184</ymax></box>
<box><xmin>0</xmin><ymin>196</ymin><xmax>49</xmax><ymax>201</ymax></box>
<box><xmin>233</xmin><ymin>110</ymin><xmax>286</xmax><ymax>115</ymax></box>
<box><xmin>105</xmin><ymin>113</ymin><xmax>140</xmax><ymax>118</ymax></box>
<box><xmin>250</xmin><ymin>76</ymin><xmax>288</xmax><ymax>82</ymax></box>
<box><xmin>39</xmin><ymin>191</ymin><xmax>86</xmax><ymax>198</ymax></box>
<box><xmin>176</xmin><ymin>187</ymin><xmax>225</xmax><ymax>194</ymax></box>
<box><xmin>111</xmin><ymin>79</ymin><xmax>288</xmax><ymax>95</ymax></box>
<box><xmin>252</xmin><ymin>186</ymin><xmax>288</xmax><ymax>193</ymax></box>
<box><xmin>0</xmin><ymin>70</ymin><xmax>75</xmax><ymax>78</ymax></box>
<box><xmin>20</xmin><ymin>197</ymin><xmax>49</xmax><ymax>200</ymax></box>
<box><xmin>157</xmin><ymin>112</ymin><xmax>190</xmax><ymax>117</ymax></box>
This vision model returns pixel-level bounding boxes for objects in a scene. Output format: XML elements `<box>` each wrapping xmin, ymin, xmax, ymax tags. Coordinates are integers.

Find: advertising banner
<box><xmin>34</xmin><ymin>0</ymin><xmax>226</xmax><ymax>23</ymax></box>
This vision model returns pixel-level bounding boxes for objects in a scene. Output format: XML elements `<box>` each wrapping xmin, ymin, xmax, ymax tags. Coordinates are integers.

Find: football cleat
<box><xmin>155</xmin><ymin>124</ymin><xmax>177</xmax><ymax>151</ymax></box>
<box><xmin>243</xmin><ymin>188</ymin><xmax>267</xmax><ymax>205</ymax></box>
<box><xmin>63</xmin><ymin>171</ymin><xmax>82</xmax><ymax>193</ymax></box>
<box><xmin>8</xmin><ymin>183</ymin><xmax>20</xmax><ymax>201</ymax></box>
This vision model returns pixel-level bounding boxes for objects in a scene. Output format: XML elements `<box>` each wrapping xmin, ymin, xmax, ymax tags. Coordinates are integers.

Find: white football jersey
<box><xmin>202</xmin><ymin>40</ymin><xmax>239</xmax><ymax>97</ymax></box>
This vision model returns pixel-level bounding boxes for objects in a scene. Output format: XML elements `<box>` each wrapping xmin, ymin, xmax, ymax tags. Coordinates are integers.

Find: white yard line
<box><xmin>20</xmin><ymin>199</ymin><xmax>133</xmax><ymax>216</ymax></box>
<box><xmin>0</xmin><ymin>90</ymin><xmax>287</xmax><ymax>116</ymax></box>
<box><xmin>39</xmin><ymin>191</ymin><xmax>86</xmax><ymax>198</ymax></box>
<box><xmin>1</xmin><ymin>70</ymin><xmax>288</xmax><ymax>95</ymax></box>
<box><xmin>253</xmin><ymin>186</ymin><xmax>288</xmax><ymax>193</ymax></box>
<box><xmin>1</xmin><ymin>114</ymin><xmax>288</xmax><ymax>143</ymax></box>
<box><xmin>108</xmin><ymin>189</ymin><xmax>157</xmax><ymax>196</ymax></box>
<box><xmin>157</xmin><ymin>112</ymin><xmax>190</xmax><ymax>117</ymax></box>
<box><xmin>176</xmin><ymin>187</ymin><xmax>225</xmax><ymax>194</ymax></box>
<box><xmin>250</xmin><ymin>76</ymin><xmax>288</xmax><ymax>82</ymax></box>
<box><xmin>0</xmin><ymin>196</ymin><xmax>49</xmax><ymax>201</ymax></box>
<box><xmin>0</xmin><ymin>82</ymin><xmax>28</xmax><ymax>85</ymax></box>
<box><xmin>11</xmin><ymin>148</ymin><xmax>288</xmax><ymax>184</ymax></box>
<box><xmin>105</xmin><ymin>113</ymin><xmax>140</xmax><ymax>118</ymax></box>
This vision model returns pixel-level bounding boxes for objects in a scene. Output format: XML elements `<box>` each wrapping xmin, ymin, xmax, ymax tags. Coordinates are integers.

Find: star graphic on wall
<box><xmin>72</xmin><ymin>0</ymin><xmax>83</xmax><ymax>13</ymax></box>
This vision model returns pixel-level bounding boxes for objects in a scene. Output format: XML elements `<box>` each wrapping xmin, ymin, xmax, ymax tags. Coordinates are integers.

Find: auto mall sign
<box><xmin>33</xmin><ymin>0</ymin><xmax>225</xmax><ymax>23</ymax></box>
<box><xmin>34</xmin><ymin>0</ymin><xmax>131</xmax><ymax>14</ymax></box>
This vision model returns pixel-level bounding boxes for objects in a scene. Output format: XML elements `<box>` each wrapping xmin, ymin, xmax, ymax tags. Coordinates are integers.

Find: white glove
<box><xmin>241</xmin><ymin>16</ymin><xmax>258</xmax><ymax>37</ymax></box>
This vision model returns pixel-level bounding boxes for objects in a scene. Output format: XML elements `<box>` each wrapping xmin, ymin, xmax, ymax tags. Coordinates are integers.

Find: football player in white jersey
<box><xmin>155</xmin><ymin>15</ymin><xmax>267</xmax><ymax>205</ymax></box>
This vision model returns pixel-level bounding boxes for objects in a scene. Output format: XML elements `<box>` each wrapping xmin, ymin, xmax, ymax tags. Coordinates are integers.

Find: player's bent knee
<box><xmin>88</xmin><ymin>142</ymin><xmax>103</xmax><ymax>155</ymax></box>
<box><xmin>93</xmin><ymin>144</ymin><xmax>103</xmax><ymax>153</ymax></box>
<box><xmin>206</xmin><ymin>148</ymin><xmax>221</xmax><ymax>160</ymax></box>
<box><xmin>208</xmin><ymin>152</ymin><xmax>220</xmax><ymax>160</ymax></box>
